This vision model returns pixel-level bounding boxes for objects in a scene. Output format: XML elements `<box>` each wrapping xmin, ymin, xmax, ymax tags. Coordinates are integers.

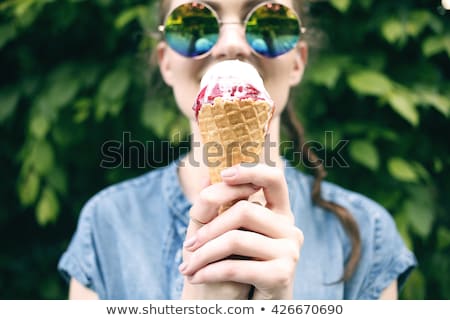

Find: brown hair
<box><xmin>157</xmin><ymin>0</ymin><xmax>361</xmax><ymax>282</ymax></box>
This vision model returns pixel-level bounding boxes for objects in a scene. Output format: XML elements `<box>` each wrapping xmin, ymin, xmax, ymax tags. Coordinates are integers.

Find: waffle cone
<box><xmin>198</xmin><ymin>97</ymin><xmax>272</xmax><ymax>213</ymax></box>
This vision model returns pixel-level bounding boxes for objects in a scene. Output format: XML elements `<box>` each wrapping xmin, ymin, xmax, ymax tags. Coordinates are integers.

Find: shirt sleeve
<box><xmin>357</xmin><ymin>206</ymin><xmax>417</xmax><ymax>299</ymax></box>
<box><xmin>58</xmin><ymin>197</ymin><xmax>105</xmax><ymax>297</ymax></box>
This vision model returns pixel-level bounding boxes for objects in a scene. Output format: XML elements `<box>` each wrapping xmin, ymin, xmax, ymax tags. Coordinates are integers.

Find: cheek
<box><xmin>265</xmin><ymin>77</ymin><xmax>291</xmax><ymax>115</ymax></box>
<box><xmin>171</xmin><ymin>79</ymin><xmax>200</xmax><ymax>119</ymax></box>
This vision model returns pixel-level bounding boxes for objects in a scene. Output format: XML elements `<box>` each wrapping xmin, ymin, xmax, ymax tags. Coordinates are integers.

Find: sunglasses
<box><xmin>158</xmin><ymin>1</ymin><xmax>303</xmax><ymax>58</ymax></box>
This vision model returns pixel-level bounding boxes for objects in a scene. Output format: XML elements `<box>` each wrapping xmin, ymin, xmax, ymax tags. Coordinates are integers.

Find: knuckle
<box><xmin>235</xmin><ymin>199</ymin><xmax>249</xmax><ymax>210</ymax></box>
<box><xmin>222</xmin><ymin>265</ymin><xmax>238</xmax><ymax>280</ymax></box>
<box><xmin>224</xmin><ymin>229</ymin><xmax>240</xmax><ymax>250</ymax></box>
<box><xmin>198</xmin><ymin>188</ymin><xmax>216</xmax><ymax>207</ymax></box>
<box><xmin>282</xmin><ymin>239</ymin><xmax>300</xmax><ymax>263</ymax></box>
<box><xmin>268</xmin><ymin>167</ymin><xmax>284</xmax><ymax>184</ymax></box>
<box><xmin>273</xmin><ymin>260</ymin><xmax>293</xmax><ymax>288</ymax></box>
<box><xmin>294</xmin><ymin>228</ymin><xmax>305</xmax><ymax>246</ymax></box>
<box><xmin>196</xmin><ymin>224</ymin><xmax>209</xmax><ymax>242</ymax></box>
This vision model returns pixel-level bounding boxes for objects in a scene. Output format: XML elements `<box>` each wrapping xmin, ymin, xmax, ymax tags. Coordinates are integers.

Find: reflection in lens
<box><xmin>251</xmin><ymin>38</ymin><xmax>268</xmax><ymax>53</ymax></box>
<box><xmin>164</xmin><ymin>3</ymin><xmax>219</xmax><ymax>57</ymax></box>
<box><xmin>246</xmin><ymin>4</ymin><xmax>300</xmax><ymax>58</ymax></box>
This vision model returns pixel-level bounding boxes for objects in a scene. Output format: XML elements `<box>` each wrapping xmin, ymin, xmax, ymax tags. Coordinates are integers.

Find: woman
<box><xmin>58</xmin><ymin>0</ymin><xmax>416</xmax><ymax>299</ymax></box>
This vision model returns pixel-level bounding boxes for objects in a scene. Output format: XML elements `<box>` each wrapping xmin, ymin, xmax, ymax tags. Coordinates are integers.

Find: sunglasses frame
<box><xmin>158</xmin><ymin>1</ymin><xmax>305</xmax><ymax>59</ymax></box>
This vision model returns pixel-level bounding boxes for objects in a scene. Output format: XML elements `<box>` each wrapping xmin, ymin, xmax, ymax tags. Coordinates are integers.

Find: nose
<box><xmin>210</xmin><ymin>23</ymin><xmax>252</xmax><ymax>59</ymax></box>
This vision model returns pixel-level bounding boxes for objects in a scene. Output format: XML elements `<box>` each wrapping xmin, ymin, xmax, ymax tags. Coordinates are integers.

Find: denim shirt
<box><xmin>58</xmin><ymin>160</ymin><xmax>416</xmax><ymax>299</ymax></box>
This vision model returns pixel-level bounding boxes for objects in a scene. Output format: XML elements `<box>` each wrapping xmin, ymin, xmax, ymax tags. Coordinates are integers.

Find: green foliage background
<box><xmin>0</xmin><ymin>0</ymin><xmax>448</xmax><ymax>299</ymax></box>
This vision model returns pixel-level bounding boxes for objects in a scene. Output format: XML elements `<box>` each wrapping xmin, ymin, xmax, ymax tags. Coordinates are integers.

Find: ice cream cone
<box><xmin>198</xmin><ymin>97</ymin><xmax>272</xmax><ymax>212</ymax></box>
<box><xmin>195</xmin><ymin>60</ymin><xmax>274</xmax><ymax>213</ymax></box>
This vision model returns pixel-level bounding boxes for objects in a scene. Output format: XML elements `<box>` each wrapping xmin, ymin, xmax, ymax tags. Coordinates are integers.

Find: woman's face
<box><xmin>157</xmin><ymin>0</ymin><xmax>307</xmax><ymax>121</ymax></box>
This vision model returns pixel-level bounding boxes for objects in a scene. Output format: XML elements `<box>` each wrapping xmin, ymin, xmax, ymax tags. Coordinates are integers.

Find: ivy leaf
<box><xmin>18</xmin><ymin>171</ymin><xmax>40</xmax><ymax>207</ymax></box>
<box><xmin>401</xmin><ymin>270</ymin><xmax>426</xmax><ymax>300</ymax></box>
<box><xmin>394</xmin><ymin>211</ymin><xmax>413</xmax><ymax>250</ymax></box>
<box><xmin>115</xmin><ymin>6</ymin><xmax>148</xmax><ymax>29</ymax></box>
<box><xmin>98</xmin><ymin>67</ymin><xmax>131</xmax><ymax>101</ymax></box>
<box><xmin>437</xmin><ymin>227</ymin><xmax>450</xmax><ymax>250</ymax></box>
<box><xmin>359</xmin><ymin>0</ymin><xmax>373</xmax><ymax>10</ymax></box>
<box><xmin>0</xmin><ymin>24</ymin><xmax>17</xmax><ymax>49</ymax></box>
<box><xmin>29</xmin><ymin>115</ymin><xmax>50</xmax><ymax>139</ymax></box>
<box><xmin>404</xmin><ymin>186</ymin><xmax>435</xmax><ymax>238</ymax></box>
<box><xmin>309</xmin><ymin>56</ymin><xmax>345</xmax><ymax>89</ymax></box>
<box><xmin>46</xmin><ymin>167</ymin><xmax>68</xmax><ymax>195</ymax></box>
<box><xmin>347</xmin><ymin>70</ymin><xmax>393</xmax><ymax>97</ymax></box>
<box><xmin>29</xmin><ymin>140</ymin><xmax>55</xmax><ymax>175</ymax></box>
<box><xmin>0</xmin><ymin>86</ymin><xmax>19</xmax><ymax>124</ymax></box>
<box><xmin>381</xmin><ymin>18</ymin><xmax>405</xmax><ymax>45</ymax></box>
<box><xmin>387</xmin><ymin>90</ymin><xmax>419</xmax><ymax>126</ymax></box>
<box><xmin>407</xmin><ymin>10</ymin><xmax>432</xmax><ymax>38</ymax></box>
<box><xmin>422</xmin><ymin>35</ymin><xmax>445</xmax><ymax>57</ymax></box>
<box><xmin>349</xmin><ymin>140</ymin><xmax>379</xmax><ymax>171</ymax></box>
<box><xmin>330</xmin><ymin>0</ymin><xmax>351</xmax><ymax>13</ymax></box>
<box><xmin>36</xmin><ymin>186</ymin><xmax>60</xmax><ymax>226</ymax></box>
<box><xmin>387</xmin><ymin>157</ymin><xmax>418</xmax><ymax>182</ymax></box>
<box><xmin>141</xmin><ymin>100</ymin><xmax>176</xmax><ymax>137</ymax></box>
<box><xmin>419</xmin><ymin>90</ymin><xmax>450</xmax><ymax>117</ymax></box>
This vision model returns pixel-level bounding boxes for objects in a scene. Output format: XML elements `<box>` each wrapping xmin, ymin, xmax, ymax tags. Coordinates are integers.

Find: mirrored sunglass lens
<box><xmin>164</xmin><ymin>3</ymin><xmax>219</xmax><ymax>57</ymax></box>
<box><xmin>246</xmin><ymin>3</ymin><xmax>300</xmax><ymax>58</ymax></box>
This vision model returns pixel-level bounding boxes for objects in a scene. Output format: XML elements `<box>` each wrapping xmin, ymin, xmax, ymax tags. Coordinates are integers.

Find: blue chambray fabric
<box><xmin>58</xmin><ymin>160</ymin><xmax>417</xmax><ymax>299</ymax></box>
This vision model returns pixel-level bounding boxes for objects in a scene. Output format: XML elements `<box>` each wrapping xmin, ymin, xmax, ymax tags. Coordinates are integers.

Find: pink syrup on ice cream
<box><xmin>193</xmin><ymin>60</ymin><xmax>273</xmax><ymax>120</ymax></box>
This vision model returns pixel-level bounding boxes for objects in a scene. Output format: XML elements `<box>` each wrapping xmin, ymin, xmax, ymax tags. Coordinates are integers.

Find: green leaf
<box><xmin>309</xmin><ymin>56</ymin><xmax>344</xmax><ymax>89</ymax></box>
<box><xmin>349</xmin><ymin>140</ymin><xmax>379</xmax><ymax>171</ymax></box>
<box><xmin>30</xmin><ymin>140</ymin><xmax>55</xmax><ymax>175</ymax></box>
<box><xmin>330</xmin><ymin>0</ymin><xmax>351</xmax><ymax>13</ymax></box>
<box><xmin>141</xmin><ymin>100</ymin><xmax>176</xmax><ymax>137</ymax></box>
<box><xmin>381</xmin><ymin>18</ymin><xmax>405</xmax><ymax>44</ymax></box>
<box><xmin>407</xmin><ymin>11</ymin><xmax>432</xmax><ymax>38</ymax></box>
<box><xmin>405</xmin><ymin>199</ymin><xmax>433</xmax><ymax>238</ymax></box>
<box><xmin>347</xmin><ymin>70</ymin><xmax>393</xmax><ymax>96</ymax></box>
<box><xmin>387</xmin><ymin>158</ymin><xmax>419</xmax><ymax>182</ymax></box>
<box><xmin>358</xmin><ymin>0</ymin><xmax>373</xmax><ymax>10</ymax></box>
<box><xmin>46</xmin><ymin>167</ymin><xmax>68</xmax><ymax>195</ymax></box>
<box><xmin>29</xmin><ymin>114</ymin><xmax>50</xmax><ymax>139</ymax></box>
<box><xmin>36</xmin><ymin>186</ymin><xmax>59</xmax><ymax>226</ymax></box>
<box><xmin>0</xmin><ymin>86</ymin><xmax>19</xmax><ymax>124</ymax></box>
<box><xmin>387</xmin><ymin>90</ymin><xmax>419</xmax><ymax>126</ymax></box>
<box><xmin>18</xmin><ymin>171</ymin><xmax>40</xmax><ymax>207</ymax></box>
<box><xmin>404</xmin><ymin>186</ymin><xmax>435</xmax><ymax>238</ymax></box>
<box><xmin>0</xmin><ymin>23</ymin><xmax>16</xmax><ymax>48</ymax></box>
<box><xmin>437</xmin><ymin>227</ymin><xmax>450</xmax><ymax>250</ymax></box>
<box><xmin>115</xmin><ymin>6</ymin><xmax>147</xmax><ymax>29</ymax></box>
<box><xmin>98</xmin><ymin>67</ymin><xmax>131</xmax><ymax>101</ymax></box>
<box><xmin>434</xmin><ymin>158</ymin><xmax>443</xmax><ymax>173</ymax></box>
<box><xmin>394</xmin><ymin>211</ymin><xmax>413</xmax><ymax>250</ymax></box>
<box><xmin>422</xmin><ymin>35</ymin><xmax>446</xmax><ymax>57</ymax></box>
<box><xmin>95</xmin><ymin>99</ymin><xmax>124</xmax><ymax>121</ymax></box>
<box><xmin>401</xmin><ymin>270</ymin><xmax>426</xmax><ymax>300</ymax></box>
<box><xmin>46</xmin><ymin>77</ymin><xmax>79</xmax><ymax>111</ymax></box>
<box><xmin>73</xmin><ymin>98</ymin><xmax>92</xmax><ymax>123</ymax></box>
<box><xmin>419</xmin><ymin>90</ymin><xmax>450</xmax><ymax>117</ymax></box>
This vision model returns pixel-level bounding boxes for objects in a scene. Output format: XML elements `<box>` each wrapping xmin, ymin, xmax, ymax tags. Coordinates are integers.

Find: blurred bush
<box><xmin>0</xmin><ymin>0</ymin><xmax>448</xmax><ymax>299</ymax></box>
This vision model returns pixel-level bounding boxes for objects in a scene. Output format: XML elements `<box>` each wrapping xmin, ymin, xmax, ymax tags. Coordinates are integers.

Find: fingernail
<box><xmin>179</xmin><ymin>262</ymin><xmax>188</xmax><ymax>273</ymax></box>
<box><xmin>221</xmin><ymin>167</ymin><xmax>237</xmax><ymax>178</ymax></box>
<box><xmin>183</xmin><ymin>236</ymin><xmax>196</xmax><ymax>248</ymax></box>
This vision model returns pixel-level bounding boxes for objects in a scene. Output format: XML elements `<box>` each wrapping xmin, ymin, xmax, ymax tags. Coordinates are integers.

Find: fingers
<box><xmin>185</xmin><ymin>258</ymin><xmax>296</xmax><ymax>293</ymax></box>
<box><xmin>189</xmin><ymin>182</ymin><xmax>259</xmax><ymax>225</ymax></box>
<box><xmin>186</xmin><ymin>201</ymin><xmax>302</xmax><ymax>251</ymax></box>
<box><xmin>220</xmin><ymin>164</ymin><xmax>290</xmax><ymax>214</ymax></box>
<box><xmin>181</xmin><ymin>229</ymin><xmax>298</xmax><ymax>276</ymax></box>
